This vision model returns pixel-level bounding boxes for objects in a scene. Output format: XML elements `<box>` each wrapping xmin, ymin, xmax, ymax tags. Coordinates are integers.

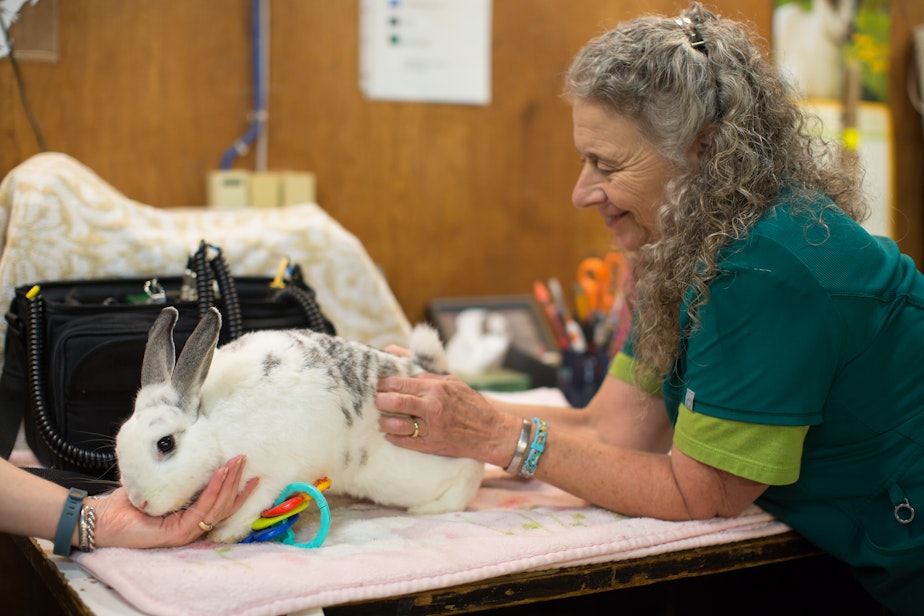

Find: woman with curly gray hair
<box><xmin>377</xmin><ymin>4</ymin><xmax>922</xmax><ymax>612</ymax></box>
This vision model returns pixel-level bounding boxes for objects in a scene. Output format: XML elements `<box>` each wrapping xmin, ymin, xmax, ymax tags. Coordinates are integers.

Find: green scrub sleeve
<box><xmin>608</xmin><ymin>351</ymin><xmax>662</xmax><ymax>397</ymax></box>
<box><xmin>673</xmin><ymin>403</ymin><xmax>809</xmax><ymax>485</ymax></box>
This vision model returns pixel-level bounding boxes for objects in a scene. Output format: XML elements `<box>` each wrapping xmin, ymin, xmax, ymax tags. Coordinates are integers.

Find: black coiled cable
<box><xmin>190</xmin><ymin>241</ymin><xmax>213</xmax><ymax>322</ymax></box>
<box><xmin>272</xmin><ymin>286</ymin><xmax>335</xmax><ymax>335</ymax></box>
<box><xmin>207</xmin><ymin>246</ymin><xmax>243</xmax><ymax>341</ymax></box>
<box><xmin>190</xmin><ymin>241</ymin><xmax>244</xmax><ymax>341</ymax></box>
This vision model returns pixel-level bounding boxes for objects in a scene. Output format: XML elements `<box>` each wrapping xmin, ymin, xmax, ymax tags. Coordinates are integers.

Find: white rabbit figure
<box><xmin>115</xmin><ymin>306</ymin><xmax>484</xmax><ymax>543</ymax></box>
<box><xmin>445</xmin><ymin>308</ymin><xmax>511</xmax><ymax>375</ymax></box>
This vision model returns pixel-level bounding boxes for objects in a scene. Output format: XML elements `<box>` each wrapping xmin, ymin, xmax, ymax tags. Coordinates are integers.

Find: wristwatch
<box><xmin>53</xmin><ymin>487</ymin><xmax>87</xmax><ymax>556</ymax></box>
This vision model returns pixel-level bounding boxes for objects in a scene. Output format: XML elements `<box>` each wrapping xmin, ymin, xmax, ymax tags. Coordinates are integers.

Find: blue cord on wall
<box><xmin>219</xmin><ymin>0</ymin><xmax>266</xmax><ymax>170</ymax></box>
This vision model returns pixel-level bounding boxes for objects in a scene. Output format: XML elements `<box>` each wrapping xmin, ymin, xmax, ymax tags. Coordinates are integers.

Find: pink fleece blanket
<box><xmin>75</xmin><ymin>465</ymin><xmax>789</xmax><ymax>616</ymax></box>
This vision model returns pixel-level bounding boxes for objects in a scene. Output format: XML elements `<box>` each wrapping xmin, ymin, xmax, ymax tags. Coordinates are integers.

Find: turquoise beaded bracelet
<box><xmin>518</xmin><ymin>418</ymin><xmax>548</xmax><ymax>479</ymax></box>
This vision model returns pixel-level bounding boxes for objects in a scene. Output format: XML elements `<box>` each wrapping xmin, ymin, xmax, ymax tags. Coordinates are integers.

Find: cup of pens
<box><xmin>533</xmin><ymin>250</ymin><xmax>629</xmax><ymax>407</ymax></box>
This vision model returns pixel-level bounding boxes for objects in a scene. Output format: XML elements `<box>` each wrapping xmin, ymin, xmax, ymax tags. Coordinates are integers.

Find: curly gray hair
<box><xmin>564</xmin><ymin>2</ymin><xmax>867</xmax><ymax>376</ymax></box>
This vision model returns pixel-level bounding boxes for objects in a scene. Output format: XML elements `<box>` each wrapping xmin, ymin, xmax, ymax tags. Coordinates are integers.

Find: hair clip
<box><xmin>675</xmin><ymin>17</ymin><xmax>707</xmax><ymax>55</ymax></box>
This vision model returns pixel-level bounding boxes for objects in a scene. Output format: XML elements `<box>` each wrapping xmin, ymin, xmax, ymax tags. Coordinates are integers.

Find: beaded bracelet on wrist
<box><xmin>518</xmin><ymin>418</ymin><xmax>548</xmax><ymax>479</ymax></box>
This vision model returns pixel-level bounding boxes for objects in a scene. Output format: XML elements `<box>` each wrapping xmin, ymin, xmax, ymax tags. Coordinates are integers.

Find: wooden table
<box><xmin>5</xmin><ymin>529</ymin><xmax>883</xmax><ymax>616</ymax></box>
<box><xmin>327</xmin><ymin>531</ymin><xmax>826</xmax><ymax>615</ymax></box>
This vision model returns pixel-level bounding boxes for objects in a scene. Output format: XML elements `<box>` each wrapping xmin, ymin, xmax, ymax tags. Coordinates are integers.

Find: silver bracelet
<box><xmin>78</xmin><ymin>501</ymin><xmax>97</xmax><ymax>552</ymax></box>
<box><xmin>503</xmin><ymin>418</ymin><xmax>532</xmax><ymax>474</ymax></box>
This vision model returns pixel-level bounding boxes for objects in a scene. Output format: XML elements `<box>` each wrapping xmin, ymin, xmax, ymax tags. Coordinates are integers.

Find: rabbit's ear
<box><xmin>141</xmin><ymin>307</ymin><xmax>180</xmax><ymax>387</ymax></box>
<box><xmin>172</xmin><ymin>307</ymin><xmax>222</xmax><ymax>412</ymax></box>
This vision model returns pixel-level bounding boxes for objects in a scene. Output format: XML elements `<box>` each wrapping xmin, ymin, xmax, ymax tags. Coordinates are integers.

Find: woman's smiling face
<box><xmin>571</xmin><ymin>101</ymin><xmax>683</xmax><ymax>253</ymax></box>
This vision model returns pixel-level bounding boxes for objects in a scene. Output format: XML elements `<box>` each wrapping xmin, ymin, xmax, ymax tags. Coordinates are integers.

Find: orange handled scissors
<box><xmin>577</xmin><ymin>251</ymin><xmax>626</xmax><ymax>315</ymax></box>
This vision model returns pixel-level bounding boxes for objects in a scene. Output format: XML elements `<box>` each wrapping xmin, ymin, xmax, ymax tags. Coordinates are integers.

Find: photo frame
<box><xmin>426</xmin><ymin>295</ymin><xmax>559</xmax><ymax>360</ymax></box>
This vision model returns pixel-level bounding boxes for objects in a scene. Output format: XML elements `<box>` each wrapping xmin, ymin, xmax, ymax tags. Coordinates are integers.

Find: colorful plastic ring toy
<box><xmin>277</xmin><ymin>482</ymin><xmax>331</xmax><ymax>549</ymax></box>
<box><xmin>261</xmin><ymin>493</ymin><xmax>306</xmax><ymax>518</ymax></box>
<box><xmin>252</xmin><ymin>499</ymin><xmax>312</xmax><ymax>530</ymax></box>
<box><xmin>240</xmin><ymin>514</ymin><xmax>299</xmax><ymax>543</ymax></box>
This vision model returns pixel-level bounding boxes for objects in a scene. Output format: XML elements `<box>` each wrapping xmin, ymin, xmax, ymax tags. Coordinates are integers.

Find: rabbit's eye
<box><xmin>157</xmin><ymin>435</ymin><xmax>176</xmax><ymax>454</ymax></box>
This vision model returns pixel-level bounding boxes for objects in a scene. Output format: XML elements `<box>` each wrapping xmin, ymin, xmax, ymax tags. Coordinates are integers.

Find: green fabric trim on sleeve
<box><xmin>673</xmin><ymin>403</ymin><xmax>808</xmax><ymax>485</ymax></box>
<box><xmin>608</xmin><ymin>352</ymin><xmax>662</xmax><ymax>397</ymax></box>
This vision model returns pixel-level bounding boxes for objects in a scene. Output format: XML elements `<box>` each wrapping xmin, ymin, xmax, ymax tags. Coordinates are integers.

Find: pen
<box><xmin>270</xmin><ymin>258</ymin><xmax>289</xmax><ymax>289</ymax></box>
<box><xmin>594</xmin><ymin>286</ymin><xmax>625</xmax><ymax>350</ymax></box>
<box><xmin>533</xmin><ymin>280</ymin><xmax>571</xmax><ymax>350</ymax></box>
<box><xmin>565</xmin><ymin>318</ymin><xmax>587</xmax><ymax>353</ymax></box>
<box><xmin>547</xmin><ymin>278</ymin><xmax>568</xmax><ymax>320</ymax></box>
<box><xmin>573</xmin><ymin>282</ymin><xmax>589</xmax><ymax>323</ymax></box>
<box><xmin>549</xmin><ymin>277</ymin><xmax>587</xmax><ymax>353</ymax></box>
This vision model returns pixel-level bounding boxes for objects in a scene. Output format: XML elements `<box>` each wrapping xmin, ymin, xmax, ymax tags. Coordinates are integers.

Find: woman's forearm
<box><xmin>0</xmin><ymin>458</ymin><xmax>77</xmax><ymax>544</ymax></box>
<box><xmin>489</xmin><ymin>376</ymin><xmax>673</xmax><ymax>454</ymax></box>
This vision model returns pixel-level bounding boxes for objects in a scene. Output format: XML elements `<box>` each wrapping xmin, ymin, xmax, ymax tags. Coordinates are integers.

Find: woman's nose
<box><xmin>572</xmin><ymin>166</ymin><xmax>606</xmax><ymax>209</ymax></box>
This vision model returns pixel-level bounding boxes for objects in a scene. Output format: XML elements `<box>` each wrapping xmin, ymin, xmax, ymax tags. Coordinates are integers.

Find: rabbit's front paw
<box><xmin>207</xmin><ymin>507</ymin><xmax>263</xmax><ymax>544</ymax></box>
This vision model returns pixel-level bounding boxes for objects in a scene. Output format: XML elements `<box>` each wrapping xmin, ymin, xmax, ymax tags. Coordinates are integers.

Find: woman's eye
<box><xmin>579</xmin><ymin>156</ymin><xmax>618</xmax><ymax>176</ymax></box>
<box><xmin>581</xmin><ymin>157</ymin><xmax>605</xmax><ymax>170</ymax></box>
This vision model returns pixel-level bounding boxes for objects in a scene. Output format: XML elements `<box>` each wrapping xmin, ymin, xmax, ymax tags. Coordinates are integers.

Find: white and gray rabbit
<box><xmin>115</xmin><ymin>306</ymin><xmax>483</xmax><ymax>543</ymax></box>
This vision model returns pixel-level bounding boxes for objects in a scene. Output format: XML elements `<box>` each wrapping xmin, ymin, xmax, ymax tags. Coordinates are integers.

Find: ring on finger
<box><xmin>198</xmin><ymin>520</ymin><xmax>214</xmax><ymax>532</ymax></box>
<box><xmin>411</xmin><ymin>420</ymin><xmax>420</xmax><ymax>439</ymax></box>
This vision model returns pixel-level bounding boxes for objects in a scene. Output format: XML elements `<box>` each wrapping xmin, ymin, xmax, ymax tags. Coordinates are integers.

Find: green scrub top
<box><xmin>615</xmin><ymin>192</ymin><xmax>924</xmax><ymax>615</ymax></box>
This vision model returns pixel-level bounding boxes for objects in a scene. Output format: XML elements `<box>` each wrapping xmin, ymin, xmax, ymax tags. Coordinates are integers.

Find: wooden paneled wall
<box><xmin>889</xmin><ymin>0</ymin><xmax>924</xmax><ymax>265</ymax></box>
<box><xmin>1</xmin><ymin>1</ymin><xmax>922</xmax><ymax>325</ymax></box>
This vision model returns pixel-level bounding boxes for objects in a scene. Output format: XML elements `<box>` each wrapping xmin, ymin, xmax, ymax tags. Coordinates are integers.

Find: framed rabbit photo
<box><xmin>426</xmin><ymin>295</ymin><xmax>559</xmax><ymax>363</ymax></box>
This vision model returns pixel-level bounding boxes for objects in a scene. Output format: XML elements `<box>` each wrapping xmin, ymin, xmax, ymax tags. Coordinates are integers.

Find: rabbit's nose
<box><xmin>126</xmin><ymin>490</ymin><xmax>146</xmax><ymax>511</ymax></box>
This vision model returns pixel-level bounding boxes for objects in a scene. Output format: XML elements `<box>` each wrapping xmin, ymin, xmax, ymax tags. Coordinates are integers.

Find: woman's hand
<box><xmin>382</xmin><ymin>344</ymin><xmax>411</xmax><ymax>358</ymax></box>
<box><xmin>376</xmin><ymin>373</ymin><xmax>523</xmax><ymax>468</ymax></box>
<box><xmin>93</xmin><ymin>455</ymin><xmax>258</xmax><ymax>549</ymax></box>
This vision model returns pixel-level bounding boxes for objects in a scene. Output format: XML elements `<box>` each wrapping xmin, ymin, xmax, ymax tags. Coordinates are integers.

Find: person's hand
<box><xmin>382</xmin><ymin>344</ymin><xmax>411</xmax><ymax>358</ymax></box>
<box><xmin>92</xmin><ymin>455</ymin><xmax>258</xmax><ymax>549</ymax></box>
<box><xmin>376</xmin><ymin>373</ymin><xmax>521</xmax><ymax>468</ymax></box>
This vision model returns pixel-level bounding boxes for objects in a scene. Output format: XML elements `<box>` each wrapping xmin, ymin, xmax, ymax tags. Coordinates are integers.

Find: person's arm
<box><xmin>376</xmin><ymin>373</ymin><xmax>766</xmax><ymax>520</ymax></box>
<box><xmin>0</xmin><ymin>456</ymin><xmax>82</xmax><ymax>542</ymax></box>
<box><xmin>0</xmin><ymin>455</ymin><xmax>258</xmax><ymax>551</ymax></box>
<box><xmin>488</xmin><ymin>375</ymin><xmax>673</xmax><ymax>454</ymax></box>
<box><xmin>384</xmin><ymin>341</ymin><xmax>669</xmax><ymax>452</ymax></box>
<box><xmin>521</xmin><ymin>426</ymin><xmax>767</xmax><ymax>519</ymax></box>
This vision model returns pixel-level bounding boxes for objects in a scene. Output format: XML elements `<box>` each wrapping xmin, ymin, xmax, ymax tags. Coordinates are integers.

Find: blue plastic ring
<box><xmin>276</xmin><ymin>482</ymin><xmax>331</xmax><ymax>549</ymax></box>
